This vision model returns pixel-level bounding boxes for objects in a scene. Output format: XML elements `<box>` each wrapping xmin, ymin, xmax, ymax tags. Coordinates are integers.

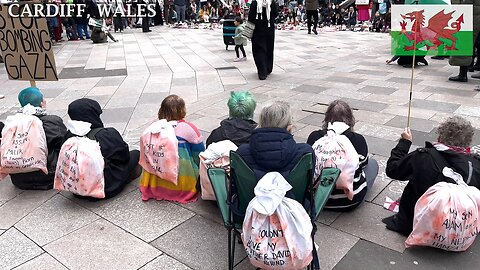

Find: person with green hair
<box><xmin>7</xmin><ymin>87</ymin><xmax>67</xmax><ymax>190</ymax></box>
<box><xmin>206</xmin><ymin>91</ymin><xmax>258</xmax><ymax>147</ymax></box>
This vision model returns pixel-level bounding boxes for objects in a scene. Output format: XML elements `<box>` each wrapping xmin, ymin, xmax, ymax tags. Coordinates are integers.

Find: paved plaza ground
<box><xmin>1</xmin><ymin>26</ymin><xmax>480</xmax><ymax>270</ymax></box>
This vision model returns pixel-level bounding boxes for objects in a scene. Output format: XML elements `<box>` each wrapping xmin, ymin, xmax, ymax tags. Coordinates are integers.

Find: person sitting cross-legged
<box><xmin>8</xmin><ymin>87</ymin><xmax>67</xmax><ymax>190</ymax></box>
<box><xmin>383</xmin><ymin>116</ymin><xmax>480</xmax><ymax>236</ymax></box>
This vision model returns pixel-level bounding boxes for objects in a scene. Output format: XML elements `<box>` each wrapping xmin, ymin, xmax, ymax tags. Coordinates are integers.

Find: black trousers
<box><xmin>306</xmin><ymin>10</ymin><xmax>318</xmax><ymax>32</ymax></box>
<box><xmin>252</xmin><ymin>30</ymin><xmax>275</xmax><ymax>78</ymax></box>
<box><xmin>235</xmin><ymin>45</ymin><xmax>246</xmax><ymax>58</ymax></box>
<box><xmin>142</xmin><ymin>15</ymin><xmax>150</xmax><ymax>32</ymax></box>
<box><xmin>114</xmin><ymin>15</ymin><xmax>123</xmax><ymax>32</ymax></box>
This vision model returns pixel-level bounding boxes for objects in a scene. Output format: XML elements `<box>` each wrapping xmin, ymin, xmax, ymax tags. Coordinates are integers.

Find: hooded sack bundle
<box><xmin>199</xmin><ymin>140</ymin><xmax>238</xmax><ymax>200</ymax></box>
<box><xmin>405</xmin><ymin>167</ymin><xmax>480</xmax><ymax>252</ymax></box>
<box><xmin>0</xmin><ymin>106</ymin><xmax>48</xmax><ymax>178</ymax></box>
<box><xmin>242</xmin><ymin>172</ymin><xmax>313</xmax><ymax>270</ymax></box>
<box><xmin>312</xmin><ymin>122</ymin><xmax>359</xmax><ymax>200</ymax></box>
<box><xmin>54</xmin><ymin>121</ymin><xmax>105</xmax><ymax>198</ymax></box>
<box><xmin>139</xmin><ymin>119</ymin><xmax>179</xmax><ymax>185</ymax></box>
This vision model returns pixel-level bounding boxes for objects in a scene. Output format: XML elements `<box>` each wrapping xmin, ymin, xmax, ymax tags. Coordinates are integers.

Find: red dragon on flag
<box><xmin>400</xmin><ymin>9</ymin><xmax>465</xmax><ymax>51</ymax></box>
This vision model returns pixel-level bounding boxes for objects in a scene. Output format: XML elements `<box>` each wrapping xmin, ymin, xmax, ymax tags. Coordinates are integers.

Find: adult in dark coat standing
<box><xmin>142</xmin><ymin>0</ymin><xmax>152</xmax><ymax>32</ymax></box>
<box><xmin>248</xmin><ymin>0</ymin><xmax>278</xmax><ymax>80</ymax></box>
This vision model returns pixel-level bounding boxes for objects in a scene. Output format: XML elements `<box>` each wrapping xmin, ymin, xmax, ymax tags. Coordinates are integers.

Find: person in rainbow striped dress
<box><xmin>140</xmin><ymin>95</ymin><xmax>205</xmax><ymax>203</ymax></box>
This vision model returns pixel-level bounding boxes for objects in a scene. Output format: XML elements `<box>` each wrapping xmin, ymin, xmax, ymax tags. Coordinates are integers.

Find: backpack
<box><xmin>378</xmin><ymin>3</ymin><xmax>387</xmax><ymax>15</ymax></box>
<box><xmin>405</xmin><ymin>166</ymin><xmax>480</xmax><ymax>251</ymax></box>
<box><xmin>0</xmin><ymin>109</ymin><xmax>48</xmax><ymax>177</ymax></box>
<box><xmin>311</xmin><ymin>122</ymin><xmax>359</xmax><ymax>200</ymax></box>
<box><xmin>139</xmin><ymin>119</ymin><xmax>179</xmax><ymax>185</ymax></box>
<box><xmin>54</xmin><ymin>128</ymin><xmax>106</xmax><ymax>198</ymax></box>
<box><xmin>242</xmin><ymin>172</ymin><xmax>313</xmax><ymax>270</ymax></box>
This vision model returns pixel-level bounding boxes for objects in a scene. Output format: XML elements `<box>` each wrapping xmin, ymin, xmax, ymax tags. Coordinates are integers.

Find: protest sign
<box><xmin>0</xmin><ymin>3</ymin><xmax>58</xmax><ymax>83</ymax></box>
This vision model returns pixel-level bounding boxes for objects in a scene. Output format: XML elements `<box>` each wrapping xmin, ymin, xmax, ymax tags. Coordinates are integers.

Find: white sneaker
<box><xmin>0</xmin><ymin>94</ymin><xmax>4</xmax><ymax>99</ymax></box>
<box><xmin>233</xmin><ymin>58</ymin><xmax>241</xmax><ymax>62</ymax></box>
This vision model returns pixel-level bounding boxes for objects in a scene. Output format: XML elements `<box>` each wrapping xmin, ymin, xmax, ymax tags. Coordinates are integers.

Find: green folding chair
<box><xmin>208</xmin><ymin>151</ymin><xmax>340</xmax><ymax>270</ymax></box>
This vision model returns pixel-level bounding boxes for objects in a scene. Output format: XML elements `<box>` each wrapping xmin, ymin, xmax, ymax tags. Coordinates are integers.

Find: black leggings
<box><xmin>235</xmin><ymin>45</ymin><xmax>246</xmax><ymax>58</ymax></box>
<box><xmin>306</xmin><ymin>10</ymin><xmax>318</xmax><ymax>31</ymax></box>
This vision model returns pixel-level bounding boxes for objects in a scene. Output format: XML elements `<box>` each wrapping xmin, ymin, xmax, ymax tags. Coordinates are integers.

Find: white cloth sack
<box><xmin>0</xmin><ymin>105</ymin><xmax>48</xmax><ymax>177</ymax></box>
<box><xmin>405</xmin><ymin>168</ymin><xmax>480</xmax><ymax>251</ymax></box>
<box><xmin>312</xmin><ymin>122</ymin><xmax>359</xmax><ymax>200</ymax></box>
<box><xmin>242</xmin><ymin>172</ymin><xmax>313</xmax><ymax>269</ymax></box>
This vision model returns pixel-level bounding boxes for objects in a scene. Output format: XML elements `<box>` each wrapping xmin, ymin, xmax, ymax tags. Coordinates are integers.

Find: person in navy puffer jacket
<box><xmin>236</xmin><ymin>101</ymin><xmax>314</xmax><ymax>181</ymax></box>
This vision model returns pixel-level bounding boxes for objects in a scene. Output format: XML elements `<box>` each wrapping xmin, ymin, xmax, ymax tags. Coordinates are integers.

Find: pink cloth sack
<box><xmin>139</xmin><ymin>119</ymin><xmax>179</xmax><ymax>185</ymax></box>
<box><xmin>54</xmin><ymin>137</ymin><xmax>105</xmax><ymax>198</ymax></box>
<box><xmin>242</xmin><ymin>172</ymin><xmax>313</xmax><ymax>270</ymax></box>
<box><xmin>405</xmin><ymin>168</ymin><xmax>480</xmax><ymax>251</ymax></box>
<box><xmin>312</xmin><ymin>122</ymin><xmax>359</xmax><ymax>200</ymax></box>
<box><xmin>0</xmin><ymin>112</ymin><xmax>48</xmax><ymax>177</ymax></box>
<box><xmin>199</xmin><ymin>155</ymin><xmax>230</xmax><ymax>200</ymax></box>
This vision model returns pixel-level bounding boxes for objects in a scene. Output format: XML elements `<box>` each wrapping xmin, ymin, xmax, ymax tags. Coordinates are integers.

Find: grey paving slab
<box><xmin>152</xmin><ymin>216</ymin><xmax>245</xmax><ymax>270</ymax></box>
<box><xmin>421</xmin><ymin>86</ymin><xmax>477</xmax><ymax>97</ymax></box>
<box><xmin>59</xmin><ymin>67</ymin><xmax>128</xmax><ymax>79</ymax></box>
<box><xmin>364</xmin><ymin>136</ymin><xmax>397</xmax><ymax>157</ymax></box>
<box><xmin>410</xmin><ymin>99</ymin><xmax>461</xmax><ymax>113</ymax></box>
<box><xmin>101</xmin><ymin>107</ymin><xmax>135</xmax><ymax>124</ymax></box>
<box><xmin>340</xmin><ymin>97</ymin><xmax>389</xmax><ymax>112</ymax></box>
<box><xmin>331</xmin><ymin>202</ymin><xmax>407</xmax><ymax>253</ymax></box>
<box><xmin>179</xmin><ymin>199</ymin><xmax>224</xmax><ymax>225</ymax></box>
<box><xmin>0</xmin><ymin>189</ymin><xmax>57</xmax><ymax>229</ymax></box>
<box><xmin>140</xmin><ymin>255</ymin><xmax>192</xmax><ymax>270</ymax></box>
<box><xmin>358</xmin><ymin>85</ymin><xmax>397</xmax><ymax>95</ymax></box>
<box><xmin>42</xmin><ymin>88</ymin><xmax>66</xmax><ymax>98</ymax></box>
<box><xmin>138</xmin><ymin>92</ymin><xmax>169</xmax><ymax>105</ymax></box>
<box><xmin>95</xmin><ymin>76</ymin><xmax>126</xmax><ymax>87</ymax></box>
<box><xmin>0</xmin><ymin>228</ymin><xmax>43</xmax><ymax>269</ymax></box>
<box><xmin>317</xmin><ymin>211</ymin><xmax>342</xmax><ymax>226</ymax></box>
<box><xmin>14</xmin><ymin>253</ymin><xmax>67</xmax><ymax>270</ymax></box>
<box><xmin>325</xmin><ymin>76</ymin><xmax>366</xmax><ymax>85</ymax></box>
<box><xmin>15</xmin><ymin>194</ymin><xmax>99</xmax><ymax>246</ymax></box>
<box><xmin>91</xmin><ymin>191</ymin><xmax>195</xmax><ymax>242</ymax></box>
<box><xmin>45</xmin><ymin>219</ymin><xmax>161</xmax><ymax>270</ymax></box>
<box><xmin>410</xmin><ymin>129</ymin><xmax>438</xmax><ymax>147</ymax></box>
<box><xmin>372</xmin><ymin>180</ymin><xmax>407</xmax><ymax>207</ymax></box>
<box><xmin>298</xmin><ymin>113</ymin><xmax>324</xmax><ymax>126</ymax></box>
<box><xmin>386</xmin><ymin>115</ymin><xmax>437</xmax><ymax>133</ymax></box>
<box><xmin>315</xmin><ymin>222</ymin><xmax>360</xmax><ymax>270</ymax></box>
<box><xmin>0</xmin><ymin>177</ymin><xmax>23</xmax><ymax>202</ymax></box>
<box><xmin>334</xmin><ymin>239</ymin><xmax>480</xmax><ymax>270</ymax></box>
<box><xmin>291</xmin><ymin>84</ymin><xmax>328</xmax><ymax>93</ymax></box>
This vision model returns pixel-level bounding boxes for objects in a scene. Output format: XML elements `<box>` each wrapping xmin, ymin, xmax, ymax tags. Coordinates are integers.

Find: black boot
<box><xmin>449</xmin><ymin>66</ymin><xmax>468</xmax><ymax>82</ymax></box>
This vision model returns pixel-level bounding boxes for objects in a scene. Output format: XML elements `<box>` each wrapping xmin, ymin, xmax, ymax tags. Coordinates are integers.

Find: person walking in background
<box><xmin>305</xmin><ymin>0</ymin><xmax>319</xmax><ymax>34</ymax></box>
<box><xmin>248</xmin><ymin>0</ymin><xmax>278</xmax><ymax>80</ymax></box>
<box><xmin>233</xmin><ymin>17</ymin><xmax>248</xmax><ymax>62</ymax></box>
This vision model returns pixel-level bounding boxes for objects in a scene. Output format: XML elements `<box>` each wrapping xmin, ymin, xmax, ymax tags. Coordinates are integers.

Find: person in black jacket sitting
<box><xmin>383</xmin><ymin>116</ymin><xmax>480</xmax><ymax>236</ymax></box>
<box><xmin>64</xmin><ymin>98</ymin><xmax>141</xmax><ymax>200</ymax></box>
<box><xmin>8</xmin><ymin>87</ymin><xmax>67</xmax><ymax>190</ymax></box>
<box><xmin>206</xmin><ymin>91</ymin><xmax>257</xmax><ymax>147</ymax></box>
<box><xmin>236</xmin><ymin>101</ymin><xmax>313</xmax><ymax>180</ymax></box>
<box><xmin>307</xmin><ymin>100</ymin><xmax>378</xmax><ymax>211</ymax></box>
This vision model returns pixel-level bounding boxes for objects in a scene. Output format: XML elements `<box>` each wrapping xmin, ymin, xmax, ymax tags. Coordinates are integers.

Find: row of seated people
<box><xmin>1</xmin><ymin>88</ymin><xmax>479</xmax><ymax>238</ymax></box>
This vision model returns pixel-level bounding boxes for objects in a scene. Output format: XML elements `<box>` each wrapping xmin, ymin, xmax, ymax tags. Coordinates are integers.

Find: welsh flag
<box><xmin>391</xmin><ymin>4</ymin><xmax>473</xmax><ymax>56</ymax></box>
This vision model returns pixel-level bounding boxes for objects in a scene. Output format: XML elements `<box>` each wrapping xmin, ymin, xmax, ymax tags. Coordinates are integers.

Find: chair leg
<box><xmin>228</xmin><ymin>228</ymin><xmax>233</xmax><ymax>270</ymax></box>
<box><xmin>231</xmin><ymin>230</ymin><xmax>237</xmax><ymax>269</ymax></box>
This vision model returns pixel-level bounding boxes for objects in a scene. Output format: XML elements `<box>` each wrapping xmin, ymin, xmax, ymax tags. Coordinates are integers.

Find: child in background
<box><xmin>233</xmin><ymin>17</ymin><xmax>247</xmax><ymax>62</ymax></box>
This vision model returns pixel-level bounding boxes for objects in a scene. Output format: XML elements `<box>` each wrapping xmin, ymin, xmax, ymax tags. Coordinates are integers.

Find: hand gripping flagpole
<box><xmin>406</xmin><ymin>2</ymin><xmax>419</xmax><ymax>129</ymax></box>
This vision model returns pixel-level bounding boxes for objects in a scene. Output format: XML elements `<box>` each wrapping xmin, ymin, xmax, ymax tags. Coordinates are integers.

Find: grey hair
<box><xmin>437</xmin><ymin>116</ymin><xmax>475</xmax><ymax>147</ymax></box>
<box><xmin>259</xmin><ymin>101</ymin><xmax>292</xmax><ymax>129</ymax></box>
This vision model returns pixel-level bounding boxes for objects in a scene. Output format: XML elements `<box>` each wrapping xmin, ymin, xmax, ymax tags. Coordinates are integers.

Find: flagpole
<box><xmin>406</xmin><ymin>3</ymin><xmax>419</xmax><ymax>129</ymax></box>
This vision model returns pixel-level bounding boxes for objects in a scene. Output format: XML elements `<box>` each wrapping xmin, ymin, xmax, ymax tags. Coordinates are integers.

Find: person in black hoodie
<box><xmin>64</xmin><ymin>98</ymin><xmax>141</xmax><ymax>200</ymax></box>
<box><xmin>236</xmin><ymin>101</ymin><xmax>313</xmax><ymax>180</ymax></box>
<box><xmin>206</xmin><ymin>91</ymin><xmax>257</xmax><ymax>147</ymax></box>
<box><xmin>8</xmin><ymin>87</ymin><xmax>67</xmax><ymax>190</ymax></box>
<box><xmin>307</xmin><ymin>100</ymin><xmax>378</xmax><ymax>211</ymax></box>
<box><xmin>383</xmin><ymin>116</ymin><xmax>480</xmax><ymax>236</ymax></box>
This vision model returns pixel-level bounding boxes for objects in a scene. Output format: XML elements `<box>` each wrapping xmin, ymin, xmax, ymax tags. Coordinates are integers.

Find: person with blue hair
<box><xmin>8</xmin><ymin>87</ymin><xmax>67</xmax><ymax>190</ymax></box>
<box><xmin>206</xmin><ymin>91</ymin><xmax>258</xmax><ymax>147</ymax></box>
